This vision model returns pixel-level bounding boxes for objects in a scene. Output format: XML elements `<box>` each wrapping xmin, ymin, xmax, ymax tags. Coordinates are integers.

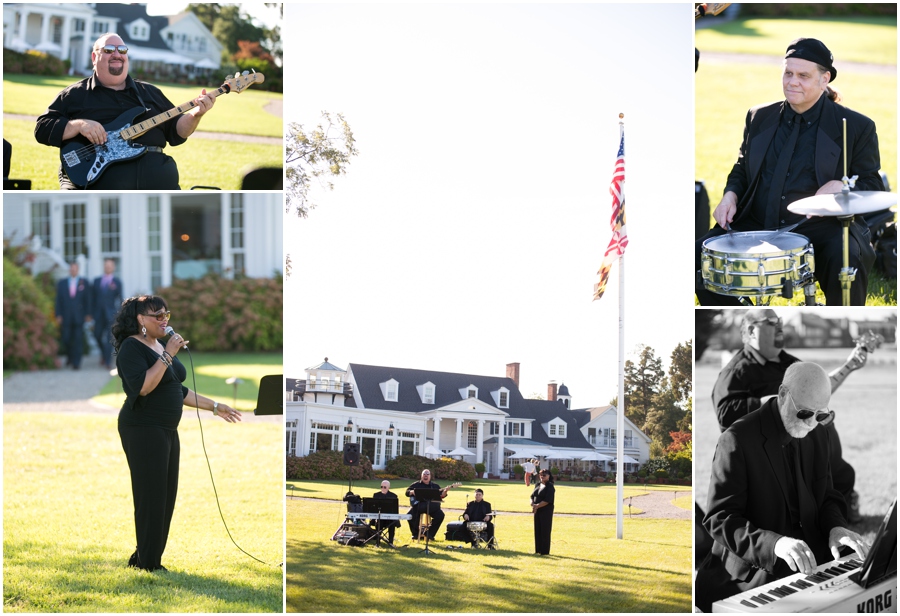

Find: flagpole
<box><xmin>615</xmin><ymin>114</ymin><xmax>625</xmax><ymax>540</ymax></box>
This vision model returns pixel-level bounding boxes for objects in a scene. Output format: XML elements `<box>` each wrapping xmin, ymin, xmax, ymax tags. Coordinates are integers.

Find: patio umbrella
<box><xmin>579</xmin><ymin>451</ymin><xmax>613</xmax><ymax>462</ymax></box>
<box><xmin>447</xmin><ymin>447</ymin><xmax>475</xmax><ymax>457</ymax></box>
<box><xmin>613</xmin><ymin>455</ymin><xmax>640</xmax><ymax>464</ymax></box>
<box><xmin>424</xmin><ymin>445</ymin><xmax>442</xmax><ymax>457</ymax></box>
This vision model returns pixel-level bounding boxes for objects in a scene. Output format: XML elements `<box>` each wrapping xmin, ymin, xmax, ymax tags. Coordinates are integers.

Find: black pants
<box><xmin>695</xmin><ymin>217</ymin><xmax>873</xmax><ymax>306</ymax></box>
<box><xmin>93</xmin><ymin>316</ymin><xmax>113</xmax><ymax>367</ymax></box>
<box><xmin>119</xmin><ymin>424</ymin><xmax>180</xmax><ymax>570</ymax></box>
<box><xmin>407</xmin><ymin>501</ymin><xmax>445</xmax><ymax>539</ymax></box>
<box><xmin>60</xmin><ymin>151</ymin><xmax>180</xmax><ymax>190</ymax></box>
<box><xmin>60</xmin><ymin>319</ymin><xmax>83</xmax><ymax>368</ymax></box>
<box><xmin>534</xmin><ymin>507</ymin><xmax>553</xmax><ymax>555</ymax></box>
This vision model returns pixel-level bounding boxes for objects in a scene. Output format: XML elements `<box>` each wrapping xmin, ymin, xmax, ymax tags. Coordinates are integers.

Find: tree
<box><xmin>643</xmin><ymin>382</ymin><xmax>682</xmax><ymax>449</ymax></box>
<box><xmin>623</xmin><ymin>344</ymin><xmax>664</xmax><ymax>430</ymax></box>
<box><xmin>668</xmin><ymin>340</ymin><xmax>692</xmax><ymax>407</ymax></box>
<box><xmin>285</xmin><ymin>112</ymin><xmax>359</xmax><ymax>218</ymax></box>
<box><xmin>186</xmin><ymin>4</ymin><xmax>281</xmax><ymax>63</ymax></box>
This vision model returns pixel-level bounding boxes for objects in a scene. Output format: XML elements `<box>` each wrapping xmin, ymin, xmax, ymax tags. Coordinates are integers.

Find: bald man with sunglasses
<box><xmin>696</xmin><ymin>362</ymin><xmax>870</xmax><ymax>612</ymax></box>
<box><xmin>35</xmin><ymin>33</ymin><xmax>215</xmax><ymax>190</ymax></box>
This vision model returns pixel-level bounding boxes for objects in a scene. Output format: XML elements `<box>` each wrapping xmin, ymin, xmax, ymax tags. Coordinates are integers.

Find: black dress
<box><xmin>116</xmin><ymin>336</ymin><xmax>188</xmax><ymax>571</ymax></box>
<box><xmin>531</xmin><ymin>482</ymin><xmax>555</xmax><ymax>555</ymax></box>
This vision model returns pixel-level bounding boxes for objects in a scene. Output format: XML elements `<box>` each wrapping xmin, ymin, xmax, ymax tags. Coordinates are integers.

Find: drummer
<box><xmin>464</xmin><ymin>488</ymin><xmax>495</xmax><ymax>547</ymax></box>
<box><xmin>696</xmin><ymin>37</ymin><xmax>885</xmax><ymax>306</ymax></box>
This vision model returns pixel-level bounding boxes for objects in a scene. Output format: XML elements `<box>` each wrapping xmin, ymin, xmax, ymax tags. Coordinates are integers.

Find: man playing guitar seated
<box><xmin>405</xmin><ymin>469</ymin><xmax>448</xmax><ymax>541</ymax></box>
<box><xmin>464</xmin><ymin>488</ymin><xmax>495</xmax><ymax>547</ymax></box>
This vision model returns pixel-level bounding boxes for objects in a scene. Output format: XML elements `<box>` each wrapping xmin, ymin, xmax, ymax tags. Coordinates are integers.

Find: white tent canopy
<box><xmin>613</xmin><ymin>455</ymin><xmax>640</xmax><ymax>464</ymax></box>
<box><xmin>579</xmin><ymin>451</ymin><xmax>614</xmax><ymax>462</ymax></box>
<box><xmin>447</xmin><ymin>447</ymin><xmax>475</xmax><ymax>457</ymax></box>
<box><xmin>423</xmin><ymin>445</ymin><xmax>442</xmax><ymax>457</ymax></box>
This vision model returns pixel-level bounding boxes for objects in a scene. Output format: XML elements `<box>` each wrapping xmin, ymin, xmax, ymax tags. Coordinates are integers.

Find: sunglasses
<box><xmin>785</xmin><ymin>389</ymin><xmax>830</xmax><ymax>422</ymax></box>
<box><xmin>144</xmin><ymin>310</ymin><xmax>171</xmax><ymax>322</ymax></box>
<box><xmin>97</xmin><ymin>45</ymin><xmax>128</xmax><ymax>55</ymax></box>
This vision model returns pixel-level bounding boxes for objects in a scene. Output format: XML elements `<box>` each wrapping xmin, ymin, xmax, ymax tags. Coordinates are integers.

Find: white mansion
<box><xmin>286</xmin><ymin>360</ymin><xmax>651</xmax><ymax>476</ymax></box>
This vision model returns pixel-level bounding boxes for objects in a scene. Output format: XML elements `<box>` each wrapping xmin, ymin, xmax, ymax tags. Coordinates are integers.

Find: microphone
<box><xmin>164</xmin><ymin>326</ymin><xmax>188</xmax><ymax>349</ymax></box>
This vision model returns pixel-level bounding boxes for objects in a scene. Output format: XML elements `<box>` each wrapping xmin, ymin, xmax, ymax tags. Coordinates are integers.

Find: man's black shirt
<box><xmin>35</xmin><ymin>73</ymin><xmax>186</xmax><ymax>149</ymax></box>
<box><xmin>464</xmin><ymin>499</ymin><xmax>492</xmax><ymax>522</ymax></box>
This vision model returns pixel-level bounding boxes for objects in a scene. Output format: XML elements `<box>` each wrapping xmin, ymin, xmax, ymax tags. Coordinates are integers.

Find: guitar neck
<box><xmin>121</xmin><ymin>84</ymin><xmax>231</xmax><ymax>140</ymax></box>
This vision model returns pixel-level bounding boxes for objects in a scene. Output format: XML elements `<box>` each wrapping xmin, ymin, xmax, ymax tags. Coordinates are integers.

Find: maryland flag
<box><xmin>593</xmin><ymin>129</ymin><xmax>627</xmax><ymax>301</ymax></box>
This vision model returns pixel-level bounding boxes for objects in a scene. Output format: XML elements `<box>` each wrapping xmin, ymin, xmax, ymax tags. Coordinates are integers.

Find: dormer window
<box><xmin>490</xmin><ymin>387</ymin><xmax>510</xmax><ymax>409</ymax></box>
<box><xmin>380</xmin><ymin>378</ymin><xmax>399</xmax><ymax>402</ymax></box>
<box><xmin>547</xmin><ymin>418</ymin><xmax>567</xmax><ymax>438</ymax></box>
<box><xmin>416</xmin><ymin>382</ymin><xmax>436</xmax><ymax>404</ymax></box>
<box><xmin>128</xmin><ymin>19</ymin><xmax>151</xmax><ymax>42</ymax></box>
<box><xmin>459</xmin><ymin>384</ymin><xmax>478</xmax><ymax>400</ymax></box>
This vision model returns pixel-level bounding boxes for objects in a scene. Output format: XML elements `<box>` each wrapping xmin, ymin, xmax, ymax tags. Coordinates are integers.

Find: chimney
<box><xmin>506</xmin><ymin>362</ymin><xmax>520</xmax><ymax>388</ymax></box>
<box><xmin>548</xmin><ymin>381</ymin><xmax>558</xmax><ymax>402</ymax></box>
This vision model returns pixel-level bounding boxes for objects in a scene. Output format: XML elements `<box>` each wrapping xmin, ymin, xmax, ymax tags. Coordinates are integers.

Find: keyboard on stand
<box><xmin>712</xmin><ymin>556</ymin><xmax>897</xmax><ymax>613</ymax></box>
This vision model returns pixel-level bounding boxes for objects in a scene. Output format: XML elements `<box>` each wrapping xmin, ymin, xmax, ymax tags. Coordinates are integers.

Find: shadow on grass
<box><xmin>286</xmin><ymin>538</ymin><xmax>690</xmax><ymax>612</ymax></box>
<box><xmin>3</xmin><ymin>541</ymin><xmax>281</xmax><ymax>612</ymax></box>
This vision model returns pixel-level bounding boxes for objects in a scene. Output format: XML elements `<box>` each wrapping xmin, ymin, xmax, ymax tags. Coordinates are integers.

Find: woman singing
<box><xmin>531</xmin><ymin>469</ymin><xmax>555</xmax><ymax>555</ymax></box>
<box><xmin>112</xmin><ymin>295</ymin><xmax>241</xmax><ymax>571</ymax></box>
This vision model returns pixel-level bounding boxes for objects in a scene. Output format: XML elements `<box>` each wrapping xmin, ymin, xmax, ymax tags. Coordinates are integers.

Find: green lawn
<box><xmin>94</xmin><ymin>352</ymin><xmax>283</xmax><ymax>412</ymax></box>
<box><xmin>286</xmin><ymin>498</ymin><xmax>691</xmax><ymax>612</ymax></box>
<box><xmin>3</xmin><ymin>73</ymin><xmax>283</xmax><ymax>190</ymax></box>
<box><xmin>4</xmin><ymin>412</ymin><xmax>283</xmax><ymax>612</ymax></box>
<box><xmin>696</xmin><ymin>17</ymin><xmax>897</xmax><ymax>306</ymax></box>
<box><xmin>287</xmin><ymin>478</ymin><xmax>690</xmax><ymax>516</ymax></box>
<box><xmin>696</xmin><ymin>17</ymin><xmax>897</xmax><ymax>64</ymax></box>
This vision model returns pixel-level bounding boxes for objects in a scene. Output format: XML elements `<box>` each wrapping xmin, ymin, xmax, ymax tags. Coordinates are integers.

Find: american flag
<box><xmin>593</xmin><ymin>130</ymin><xmax>627</xmax><ymax>301</ymax></box>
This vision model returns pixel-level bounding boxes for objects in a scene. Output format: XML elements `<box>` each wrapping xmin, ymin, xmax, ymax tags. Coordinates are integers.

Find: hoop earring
<box><xmin>141</xmin><ymin>326</ymin><xmax>147</xmax><ymax>338</ymax></box>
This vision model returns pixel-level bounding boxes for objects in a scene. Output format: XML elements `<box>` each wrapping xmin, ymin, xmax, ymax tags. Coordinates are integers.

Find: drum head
<box><xmin>704</xmin><ymin>231</ymin><xmax>809</xmax><ymax>254</ymax></box>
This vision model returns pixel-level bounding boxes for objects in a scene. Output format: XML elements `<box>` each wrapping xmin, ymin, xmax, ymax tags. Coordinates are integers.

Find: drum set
<box><xmin>701</xmin><ymin>121</ymin><xmax>897</xmax><ymax>305</ymax></box>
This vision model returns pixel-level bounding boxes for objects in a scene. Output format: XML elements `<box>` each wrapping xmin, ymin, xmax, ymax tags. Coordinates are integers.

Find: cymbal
<box><xmin>787</xmin><ymin>191</ymin><xmax>897</xmax><ymax>217</ymax></box>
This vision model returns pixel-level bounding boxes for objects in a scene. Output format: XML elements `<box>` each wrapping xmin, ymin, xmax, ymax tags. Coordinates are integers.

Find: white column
<box><xmin>497</xmin><ymin>419</ymin><xmax>505</xmax><ymax>475</ymax></box>
<box><xmin>16</xmin><ymin>10</ymin><xmax>27</xmax><ymax>41</ymax></box>
<box><xmin>476</xmin><ymin>420</ymin><xmax>484</xmax><ymax>465</ymax></box>
<box><xmin>60</xmin><ymin>15</ymin><xmax>71</xmax><ymax>61</ymax></box>
<box><xmin>455</xmin><ymin>418</ymin><xmax>462</xmax><ymax>449</ymax></box>
<box><xmin>433</xmin><ymin>415</ymin><xmax>441</xmax><ymax>453</ymax></box>
<box><xmin>39</xmin><ymin>10</ymin><xmax>51</xmax><ymax>47</ymax></box>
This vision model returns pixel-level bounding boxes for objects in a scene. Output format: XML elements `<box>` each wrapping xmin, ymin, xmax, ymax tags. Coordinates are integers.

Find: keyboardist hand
<box><xmin>829</xmin><ymin>526</ymin><xmax>870</xmax><ymax>562</ymax></box>
<box><xmin>774</xmin><ymin>536</ymin><xmax>817</xmax><ymax>575</ymax></box>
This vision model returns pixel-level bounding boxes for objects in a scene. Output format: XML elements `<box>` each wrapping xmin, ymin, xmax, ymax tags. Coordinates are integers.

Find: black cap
<box><xmin>785</xmin><ymin>38</ymin><xmax>836</xmax><ymax>83</ymax></box>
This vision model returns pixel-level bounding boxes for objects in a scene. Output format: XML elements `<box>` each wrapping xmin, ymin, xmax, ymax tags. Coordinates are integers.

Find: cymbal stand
<box><xmin>838</xmin><ymin>118</ymin><xmax>857</xmax><ymax>306</ymax></box>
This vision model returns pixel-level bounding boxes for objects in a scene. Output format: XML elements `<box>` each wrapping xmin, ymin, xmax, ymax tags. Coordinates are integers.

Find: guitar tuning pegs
<box><xmin>241</xmin><ymin>70</ymin><xmax>249</xmax><ymax>76</ymax></box>
<box><xmin>234</xmin><ymin>72</ymin><xmax>240</xmax><ymax>78</ymax></box>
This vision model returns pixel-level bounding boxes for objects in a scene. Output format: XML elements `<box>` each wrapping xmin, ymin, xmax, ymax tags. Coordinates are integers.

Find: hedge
<box><xmin>3</xmin><ymin>48</ymin><xmax>70</xmax><ymax>76</ymax></box>
<box><xmin>156</xmin><ymin>273</ymin><xmax>282</xmax><ymax>352</ymax></box>
<box><xmin>286</xmin><ymin>450</ymin><xmax>374</xmax><ymax>481</ymax></box>
<box><xmin>740</xmin><ymin>4</ymin><xmax>896</xmax><ymax>17</ymax></box>
<box><xmin>3</xmin><ymin>254</ymin><xmax>59</xmax><ymax>370</ymax></box>
<box><xmin>385</xmin><ymin>455</ymin><xmax>476</xmax><ymax>482</ymax></box>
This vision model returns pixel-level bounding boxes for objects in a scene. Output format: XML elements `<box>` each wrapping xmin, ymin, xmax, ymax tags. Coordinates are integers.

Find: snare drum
<box><xmin>467</xmin><ymin>521</ymin><xmax>487</xmax><ymax>533</ymax></box>
<box><xmin>701</xmin><ymin>231</ymin><xmax>815</xmax><ymax>298</ymax></box>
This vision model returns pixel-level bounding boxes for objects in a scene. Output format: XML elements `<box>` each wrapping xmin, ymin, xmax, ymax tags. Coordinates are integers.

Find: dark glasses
<box><xmin>759</xmin><ymin>316</ymin><xmax>782</xmax><ymax>327</ymax></box>
<box><xmin>785</xmin><ymin>389</ymin><xmax>830</xmax><ymax>422</ymax></box>
<box><xmin>144</xmin><ymin>310</ymin><xmax>171</xmax><ymax>321</ymax></box>
<box><xmin>98</xmin><ymin>45</ymin><xmax>128</xmax><ymax>55</ymax></box>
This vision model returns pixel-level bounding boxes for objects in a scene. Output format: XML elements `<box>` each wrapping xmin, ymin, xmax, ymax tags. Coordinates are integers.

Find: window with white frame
<box><xmin>100</xmin><ymin>198</ymin><xmax>121</xmax><ymax>257</ymax></box>
<box><xmin>147</xmin><ymin>197</ymin><xmax>162</xmax><ymax>291</ymax></box>
<box><xmin>499</xmin><ymin>390</ymin><xmax>509</xmax><ymax>407</ymax></box>
<box><xmin>30</xmin><ymin>201</ymin><xmax>51</xmax><ymax>249</ymax></box>
<box><xmin>381</xmin><ymin>379</ymin><xmax>399</xmax><ymax>402</ymax></box>
<box><xmin>547</xmin><ymin>419</ymin><xmax>567</xmax><ymax>438</ymax></box>
<box><xmin>424</xmin><ymin>384</ymin><xmax>434</xmax><ymax>404</ymax></box>
<box><xmin>63</xmin><ymin>203</ymin><xmax>87</xmax><ymax>262</ymax></box>
<box><xmin>503</xmin><ymin>422</ymin><xmax>523</xmax><ymax>436</ymax></box>
<box><xmin>309</xmin><ymin>421</ymin><xmax>341</xmax><ymax>453</ymax></box>
<box><xmin>286</xmin><ymin>419</ymin><xmax>298</xmax><ymax>455</ymax></box>
<box><xmin>398</xmin><ymin>431</ymin><xmax>420</xmax><ymax>456</ymax></box>
<box><xmin>467</xmin><ymin>387</ymin><xmax>477</xmax><ymax>398</ymax></box>
<box><xmin>467</xmin><ymin>422</ymin><xmax>478</xmax><ymax>449</ymax></box>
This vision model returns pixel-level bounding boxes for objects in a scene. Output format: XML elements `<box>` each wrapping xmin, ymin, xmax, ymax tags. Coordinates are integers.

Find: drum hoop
<box><xmin>702</xmin><ymin>231</ymin><xmax>811</xmax><ymax>255</ymax></box>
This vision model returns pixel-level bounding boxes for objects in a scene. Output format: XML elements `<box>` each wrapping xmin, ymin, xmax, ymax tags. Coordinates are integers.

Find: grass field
<box><xmin>287</xmin><ymin>497</ymin><xmax>691</xmax><ymax>612</ymax></box>
<box><xmin>3</xmin><ymin>411</ymin><xmax>283</xmax><ymax>612</ymax></box>
<box><xmin>2</xmin><ymin>74</ymin><xmax>283</xmax><ymax>190</ymax></box>
<box><xmin>695</xmin><ymin>351</ymin><xmax>898</xmax><ymax>537</ymax></box>
<box><xmin>695</xmin><ymin>17</ymin><xmax>897</xmax><ymax>306</ymax></box>
<box><xmin>93</xmin><ymin>352</ymin><xmax>283</xmax><ymax>413</ymax></box>
<box><xmin>287</xmin><ymin>478</ymin><xmax>691</xmax><ymax>516</ymax></box>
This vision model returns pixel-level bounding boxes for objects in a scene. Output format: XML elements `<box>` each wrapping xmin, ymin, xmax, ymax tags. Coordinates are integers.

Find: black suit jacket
<box><xmin>696</xmin><ymin>399</ymin><xmax>847</xmax><ymax>610</ymax></box>
<box><xmin>725</xmin><ymin>97</ymin><xmax>884</xmax><ymax>222</ymax></box>
<box><xmin>92</xmin><ymin>276</ymin><xmax>123</xmax><ymax>323</ymax></box>
<box><xmin>55</xmin><ymin>277</ymin><xmax>91</xmax><ymax>325</ymax></box>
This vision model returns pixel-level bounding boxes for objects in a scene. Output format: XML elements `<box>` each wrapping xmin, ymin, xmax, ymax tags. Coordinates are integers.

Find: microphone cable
<box><xmin>180</xmin><ymin>345</ymin><xmax>283</xmax><ymax>568</ymax></box>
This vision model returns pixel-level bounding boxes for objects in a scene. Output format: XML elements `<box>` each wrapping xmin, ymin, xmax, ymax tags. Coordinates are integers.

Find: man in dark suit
<box><xmin>55</xmin><ymin>261</ymin><xmax>92</xmax><ymax>370</ymax></box>
<box><xmin>463</xmin><ymin>488</ymin><xmax>495</xmax><ymax>547</ymax></box>
<box><xmin>92</xmin><ymin>258</ymin><xmax>123</xmax><ymax>369</ymax></box>
<box><xmin>370</xmin><ymin>480</ymin><xmax>401</xmax><ymax>545</ymax></box>
<box><xmin>695</xmin><ymin>362</ymin><xmax>870</xmax><ymax>612</ymax></box>
<box><xmin>696</xmin><ymin>38</ymin><xmax>884</xmax><ymax>306</ymax></box>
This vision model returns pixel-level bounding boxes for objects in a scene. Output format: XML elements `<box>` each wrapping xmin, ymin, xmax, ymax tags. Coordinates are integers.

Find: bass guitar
<box><xmin>60</xmin><ymin>70</ymin><xmax>265</xmax><ymax>188</ymax></box>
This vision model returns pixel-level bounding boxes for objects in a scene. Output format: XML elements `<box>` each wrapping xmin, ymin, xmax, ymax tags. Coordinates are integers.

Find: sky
<box><xmin>145</xmin><ymin>2</ymin><xmax>281</xmax><ymax>29</ymax></box>
<box><xmin>284</xmin><ymin>4</ymin><xmax>695</xmax><ymax>407</ymax></box>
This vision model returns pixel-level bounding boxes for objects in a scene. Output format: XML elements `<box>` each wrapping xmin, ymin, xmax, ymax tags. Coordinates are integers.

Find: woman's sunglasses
<box><xmin>144</xmin><ymin>310</ymin><xmax>171</xmax><ymax>321</ymax></box>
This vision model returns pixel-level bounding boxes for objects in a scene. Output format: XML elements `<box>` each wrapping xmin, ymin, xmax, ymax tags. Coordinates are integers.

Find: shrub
<box><xmin>512</xmin><ymin>464</ymin><xmax>524</xmax><ymax>476</ymax></box>
<box><xmin>638</xmin><ymin>469</ymin><xmax>648</xmax><ymax>478</ymax></box>
<box><xmin>3</xmin><ymin>254</ymin><xmax>59</xmax><ymax>370</ymax></box>
<box><xmin>385</xmin><ymin>455</ymin><xmax>475</xmax><ymax>482</ymax></box>
<box><xmin>157</xmin><ymin>273</ymin><xmax>282</xmax><ymax>351</ymax></box>
<box><xmin>474</xmin><ymin>462</ymin><xmax>486</xmax><ymax>474</ymax></box>
<box><xmin>551</xmin><ymin>467</ymin><xmax>560</xmax><ymax>477</ymax></box>
<box><xmin>645</xmin><ymin>457</ymin><xmax>671</xmax><ymax>475</ymax></box>
<box><xmin>3</xmin><ymin>48</ymin><xmax>69</xmax><ymax>76</ymax></box>
<box><xmin>654</xmin><ymin>469</ymin><xmax>669</xmax><ymax>479</ymax></box>
<box><xmin>286</xmin><ymin>450</ymin><xmax>374</xmax><ymax>481</ymax></box>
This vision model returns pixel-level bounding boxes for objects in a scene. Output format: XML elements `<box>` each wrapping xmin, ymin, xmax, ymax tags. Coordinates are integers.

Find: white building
<box><xmin>3</xmin><ymin>3</ymin><xmax>221</xmax><ymax>76</ymax></box>
<box><xmin>286</xmin><ymin>360</ymin><xmax>651</xmax><ymax>475</ymax></box>
<box><xmin>2</xmin><ymin>193</ymin><xmax>282</xmax><ymax>295</ymax></box>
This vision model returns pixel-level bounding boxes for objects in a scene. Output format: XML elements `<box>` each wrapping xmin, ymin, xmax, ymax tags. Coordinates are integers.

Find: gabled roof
<box><xmin>571</xmin><ymin>405</ymin><xmax>614</xmax><ymax>427</ymax></box>
<box><xmin>347</xmin><ymin>363</ymin><xmax>594</xmax><ymax>449</ymax></box>
<box><xmin>93</xmin><ymin>4</ymin><xmax>172</xmax><ymax>50</ymax></box>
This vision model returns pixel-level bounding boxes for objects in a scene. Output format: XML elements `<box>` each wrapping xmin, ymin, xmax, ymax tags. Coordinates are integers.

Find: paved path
<box><xmin>292</xmin><ymin>489</ymin><xmax>692</xmax><ymax>520</ymax></box>
<box><xmin>3</xmin><ymin>357</ymin><xmax>281</xmax><ymax>422</ymax></box>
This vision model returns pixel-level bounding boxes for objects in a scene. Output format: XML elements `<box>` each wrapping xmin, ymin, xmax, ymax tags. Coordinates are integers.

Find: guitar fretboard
<box><xmin>120</xmin><ymin>85</ymin><xmax>229</xmax><ymax>140</ymax></box>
